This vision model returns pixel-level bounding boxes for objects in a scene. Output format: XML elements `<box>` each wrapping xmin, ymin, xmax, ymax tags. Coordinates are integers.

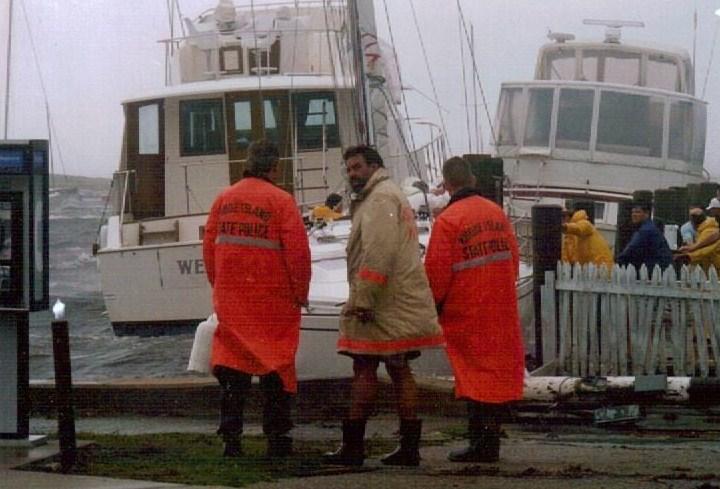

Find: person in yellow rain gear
<box><xmin>311</xmin><ymin>193</ymin><xmax>344</xmax><ymax>222</ymax></box>
<box><xmin>561</xmin><ymin>209</ymin><xmax>578</xmax><ymax>264</ymax></box>
<box><xmin>677</xmin><ymin>206</ymin><xmax>720</xmax><ymax>272</ymax></box>
<box><xmin>561</xmin><ymin>209</ymin><xmax>613</xmax><ymax>268</ymax></box>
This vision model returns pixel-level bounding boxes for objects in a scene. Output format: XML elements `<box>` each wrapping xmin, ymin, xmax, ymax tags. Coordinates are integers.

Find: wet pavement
<box><xmin>2</xmin><ymin>413</ymin><xmax>719</xmax><ymax>488</ymax></box>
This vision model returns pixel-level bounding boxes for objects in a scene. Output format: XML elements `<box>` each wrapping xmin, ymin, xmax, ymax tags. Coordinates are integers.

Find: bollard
<box><xmin>463</xmin><ymin>154</ymin><xmax>504</xmax><ymax>207</ymax></box>
<box><xmin>52</xmin><ymin>318</ymin><xmax>76</xmax><ymax>472</ymax></box>
<box><xmin>531</xmin><ymin>205</ymin><xmax>562</xmax><ymax>367</ymax></box>
<box><xmin>632</xmin><ymin>190</ymin><xmax>653</xmax><ymax>208</ymax></box>
<box><xmin>568</xmin><ymin>200</ymin><xmax>595</xmax><ymax>224</ymax></box>
<box><xmin>615</xmin><ymin>200</ymin><xmax>635</xmax><ymax>259</ymax></box>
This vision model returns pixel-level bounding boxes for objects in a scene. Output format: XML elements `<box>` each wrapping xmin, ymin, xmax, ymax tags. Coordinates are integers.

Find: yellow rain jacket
<box><xmin>563</xmin><ymin>210</ymin><xmax>613</xmax><ymax>268</ymax></box>
<box><xmin>688</xmin><ymin>217</ymin><xmax>720</xmax><ymax>272</ymax></box>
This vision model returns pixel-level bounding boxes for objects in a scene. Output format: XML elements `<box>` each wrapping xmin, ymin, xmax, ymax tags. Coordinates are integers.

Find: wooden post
<box><xmin>52</xmin><ymin>319</ymin><xmax>76</xmax><ymax>472</ymax></box>
<box><xmin>531</xmin><ymin>205</ymin><xmax>562</xmax><ymax>367</ymax></box>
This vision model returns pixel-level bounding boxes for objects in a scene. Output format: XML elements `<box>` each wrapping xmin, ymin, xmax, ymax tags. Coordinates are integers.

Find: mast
<box><xmin>347</xmin><ymin>0</ymin><xmax>372</xmax><ymax>145</ymax></box>
<box><xmin>3</xmin><ymin>0</ymin><xmax>14</xmax><ymax>139</ymax></box>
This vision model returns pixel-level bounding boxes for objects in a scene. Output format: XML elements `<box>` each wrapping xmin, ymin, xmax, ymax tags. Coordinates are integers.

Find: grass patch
<box><xmin>20</xmin><ymin>433</ymin><xmax>398</xmax><ymax>487</ymax></box>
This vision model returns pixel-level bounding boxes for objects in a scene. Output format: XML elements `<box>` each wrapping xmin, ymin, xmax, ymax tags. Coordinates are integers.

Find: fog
<box><xmin>1</xmin><ymin>0</ymin><xmax>718</xmax><ymax>178</ymax></box>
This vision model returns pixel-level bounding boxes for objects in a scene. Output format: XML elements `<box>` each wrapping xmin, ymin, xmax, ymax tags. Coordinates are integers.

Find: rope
<box><xmin>702</xmin><ymin>18</ymin><xmax>720</xmax><ymax>99</ymax></box>
<box><xmin>407</xmin><ymin>0</ymin><xmax>451</xmax><ymax>154</ymax></box>
<box><xmin>380</xmin><ymin>0</ymin><xmax>420</xmax><ymax>175</ymax></box>
<box><xmin>455</xmin><ymin>0</ymin><xmax>497</xmax><ymax>147</ymax></box>
<box><xmin>458</xmin><ymin>11</ymin><xmax>472</xmax><ymax>153</ymax></box>
<box><xmin>18</xmin><ymin>0</ymin><xmax>68</xmax><ymax>177</ymax></box>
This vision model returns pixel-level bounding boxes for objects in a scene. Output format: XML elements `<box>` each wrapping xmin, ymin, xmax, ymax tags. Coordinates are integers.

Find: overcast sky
<box><xmin>1</xmin><ymin>0</ymin><xmax>719</xmax><ymax>179</ymax></box>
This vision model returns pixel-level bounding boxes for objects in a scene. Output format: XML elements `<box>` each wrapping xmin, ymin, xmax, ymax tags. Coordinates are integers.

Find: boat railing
<box><xmin>495</xmin><ymin>79</ymin><xmax>706</xmax><ymax>171</ymax></box>
<box><xmin>384</xmin><ymin>132</ymin><xmax>447</xmax><ymax>185</ymax></box>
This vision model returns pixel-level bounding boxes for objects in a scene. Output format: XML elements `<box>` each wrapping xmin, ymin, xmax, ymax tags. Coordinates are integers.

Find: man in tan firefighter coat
<box><xmin>323</xmin><ymin>145</ymin><xmax>445</xmax><ymax>467</ymax></box>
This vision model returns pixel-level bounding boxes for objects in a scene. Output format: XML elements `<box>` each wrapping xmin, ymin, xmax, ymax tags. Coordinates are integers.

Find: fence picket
<box><xmin>708</xmin><ymin>267</ymin><xmax>720</xmax><ymax>377</ymax></box>
<box><xmin>541</xmin><ymin>270</ymin><xmax>557</xmax><ymax>369</ymax></box>
<box><xmin>541</xmin><ymin>262</ymin><xmax>720</xmax><ymax>378</ymax></box>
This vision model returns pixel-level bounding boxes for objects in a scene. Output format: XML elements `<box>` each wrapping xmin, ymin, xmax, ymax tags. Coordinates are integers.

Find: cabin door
<box><xmin>0</xmin><ymin>193</ymin><xmax>23</xmax><ymax>308</ymax></box>
<box><xmin>126</xmin><ymin>100</ymin><xmax>165</xmax><ymax>220</ymax></box>
<box><xmin>226</xmin><ymin>92</ymin><xmax>292</xmax><ymax>193</ymax></box>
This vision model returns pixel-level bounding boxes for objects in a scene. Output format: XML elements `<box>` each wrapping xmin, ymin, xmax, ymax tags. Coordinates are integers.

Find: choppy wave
<box><xmin>30</xmin><ymin>180</ymin><xmax>196</xmax><ymax>381</ymax></box>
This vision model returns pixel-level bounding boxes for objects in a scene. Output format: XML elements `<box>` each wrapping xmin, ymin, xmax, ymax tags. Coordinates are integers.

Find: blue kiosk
<box><xmin>0</xmin><ymin>140</ymin><xmax>49</xmax><ymax>443</ymax></box>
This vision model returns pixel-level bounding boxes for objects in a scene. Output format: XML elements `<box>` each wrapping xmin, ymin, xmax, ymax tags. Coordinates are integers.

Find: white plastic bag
<box><xmin>187</xmin><ymin>313</ymin><xmax>218</xmax><ymax>374</ymax></box>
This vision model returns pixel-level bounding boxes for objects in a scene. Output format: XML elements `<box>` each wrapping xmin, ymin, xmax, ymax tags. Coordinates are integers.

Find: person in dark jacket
<box><xmin>616</xmin><ymin>202</ymin><xmax>672</xmax><ymax>272</ymax></box>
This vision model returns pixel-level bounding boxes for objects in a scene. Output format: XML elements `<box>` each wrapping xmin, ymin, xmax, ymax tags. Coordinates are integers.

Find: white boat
<box><xmin>498</xmin><ymin>20</ymin><xmax>708</xmax><ymax>244</ymax></box>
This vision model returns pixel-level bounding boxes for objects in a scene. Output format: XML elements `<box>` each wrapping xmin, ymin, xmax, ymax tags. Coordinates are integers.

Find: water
<box><xmin>29</xmin><ymin>179</ymin><xmax>195</xmax><ymax>381</ymax></box>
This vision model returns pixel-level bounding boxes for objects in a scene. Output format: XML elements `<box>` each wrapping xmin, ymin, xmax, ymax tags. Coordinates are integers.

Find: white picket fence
<box><xmin>540</xmin><ymin>262</ymin><xmax>720</xmax><ymax>378</ymax></box>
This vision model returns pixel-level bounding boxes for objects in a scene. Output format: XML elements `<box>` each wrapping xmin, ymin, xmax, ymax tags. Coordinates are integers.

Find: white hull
<box><xmin>98</xmin><ymin>220</ymin><xmax>534</xmax><ymax>379</ymax></box>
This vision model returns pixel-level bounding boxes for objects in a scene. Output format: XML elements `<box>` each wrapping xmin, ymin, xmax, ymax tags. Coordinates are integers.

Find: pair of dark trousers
<box><xmin>215</xmin><ymin>366</ymin><xmax>293</xmax><ymax>437</ymax></box>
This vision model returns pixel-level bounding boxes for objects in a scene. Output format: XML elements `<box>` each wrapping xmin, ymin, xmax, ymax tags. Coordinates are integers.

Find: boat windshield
<box><xmin>540</xmin><ymin>46</ymin><xmax>683</xmax><ymax>93</ymax></box>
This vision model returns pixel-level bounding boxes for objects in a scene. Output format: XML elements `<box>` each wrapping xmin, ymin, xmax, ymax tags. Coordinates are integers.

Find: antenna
<box><xmin>582</xmin><ymin>19</ymin><xmax>644</xmax><ymax>44</ymax></box>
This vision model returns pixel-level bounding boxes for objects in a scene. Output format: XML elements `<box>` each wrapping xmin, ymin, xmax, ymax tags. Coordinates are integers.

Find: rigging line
<box><xmin>379</xmin><ymin>86</ymin><xmax>433</xmax><ymax>222</ymax></box>
<box><xmin>3</xmin><ymin>0</ymin><xmax>14</xmax><ymax>138</ymax></box>
<box><xmin>175</xmin><ymin>0</ymin><xmax>186</xmax><ymax>37</ymax></box>
<box><xmin>456</xmin><ymin>0</ymin><xmax>497</xmax><ymax>147</ymax></box>
<box><xmin>458</xmin><ymin>11</ymin><xmax>472</xmax><ymax>154</ymax></box>
<box><xmin>330</xmin><ymin>6</ymin><xmax>358</xmax><ymax>147</ymax></box>
<box><xmin>379</xmin><ymin>86</ymin><xmax>424</xmax><ymax>180</ymax></box>
<box><xmin>380</xmin><ymin>0</ymin><xmax>420</xmax><ymax>173</ymax></box>
<box><xmin>470</xmin><ymin>22</ymin><xmax>482</xmax><ymax>153</ymax></box>
<box><xmin>322</xmin><ymin>0</ymin><xmax>341</xmax><ymax>98</ymax></box>
<box><xmin>701</xmin><ymin>17</ymin><xmax>720</xmax><ymax>99</ymax></box>
<box><xmin>407</xmin><ymin>0</ymin><xmax>452</xmax><ymax>155</ymax></box>
<box><xmin>18</xmin><ymin>0</ymin><xmax>67</xmax><ymax>177</ymax></box>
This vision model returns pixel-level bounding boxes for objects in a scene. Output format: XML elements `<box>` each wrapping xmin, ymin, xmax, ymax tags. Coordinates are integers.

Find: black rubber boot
<box><xmin>266</xmin><ymin>434</ymin><xmax>293</xmax><ymax>458</ymax></box>
<box><xmin>448</xmin><ymin>418</ymin><xmax>501</xmax><ymax>463</ymax></box>
<box><xmin>222</xmin><ymin>435</ymin><xmax>243</xmax><ymax>458</ymax></box>
<box><xmin>380</xmin><ymin>419</ymin><xmax>422</xmax><ymax>466</ymax></box>
<box><xmin>322</xmin><ymin>419</ymin><xmax>366</xmax><ymax>466</ymax></box>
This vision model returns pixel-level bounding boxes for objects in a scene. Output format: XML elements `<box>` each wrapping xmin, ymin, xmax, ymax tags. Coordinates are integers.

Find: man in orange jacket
<box><xmin>425</xmin><ymin>157</ymin><xmax>525</xmax><ymax>463</ymax></box>
<box><xmin>203</xmin><ymin>140</ymin><xmax>311</xmax><ymax>458</ymax></box>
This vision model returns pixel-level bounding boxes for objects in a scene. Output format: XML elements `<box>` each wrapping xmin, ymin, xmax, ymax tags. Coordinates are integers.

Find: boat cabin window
<box><xmin>497</xmin><ymin>87</ymin><xmax>524</xmax><ymax>146</ymax></box>
<box><xmin>597</xmin><ymin>91</ymin><xmax>663</xmax><ymax>157</ymax></box>
<box><xmin>220</xmin><ymin>46</ymin><xmax>244</xmax><ymax>74</ymax></box>
<box><xmin>647</xmin><ymin>55</ymin><xmax>680</xmax><ymax>92</ymax></box>
<box><xmin>233</xmin><ymin>100</ymin><xmax>252</xmax><ymax>149</ymax></box>
<box><xmin>180</xmin><ymin>99</ymin><xmax>226</xmax><ymax>156</ymax></box>
<box><xmin>293</xmin><ymin>92</ymin><xmax>339</xmax><ymax>150</ymax></box>
<box><xmin>544</xmin><ymin>48</ymin><xmax>576</xmax><ymax>80</ymax></box>
<box><xmin>669</xmin><ymin>101</ymin><xmax>705</xmax><ymax>165</ymax></box>
<box><xmin>556</xmin><ymin>88</ymin><xmax>593</xmax><ymax>150</ymax></box>
<box><xmin>524</xmin><ymin>88</ymin><xmax>553</xmax><ymax>147</ymax></box>
<box><xmin>581</xmin><ymin>49</ymin><xmax>641</xmax><ymax>86</ymax></box>
<box><xmin>138</xmin><ymin>104</ymin><xmax>160</xmax><ymax>155</ymax></box>
<box><xmin>262</xmin><ymin>98</ymin><xmax>283</xmax><ymax>144</ymax></box>
<box><xmin>250</xmin><ymin>41</ymin><xmax>280</xmax><ymax>75</ymax></box>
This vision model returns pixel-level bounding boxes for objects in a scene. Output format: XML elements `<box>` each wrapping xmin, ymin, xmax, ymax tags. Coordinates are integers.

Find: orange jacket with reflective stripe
<box><xmin>425</xmin><ymin>191</ymin><xmax>524</xmax><ymax>403</ymax></box>
<box><xmin>339</xmin><ymin>169</ymin><xmax>444</xmax><ymax>355</ymax></box>
<box><xmin>203</xmin><ymin>176</ymin><xmax>311</xmax><ymax>393</ymax></box>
